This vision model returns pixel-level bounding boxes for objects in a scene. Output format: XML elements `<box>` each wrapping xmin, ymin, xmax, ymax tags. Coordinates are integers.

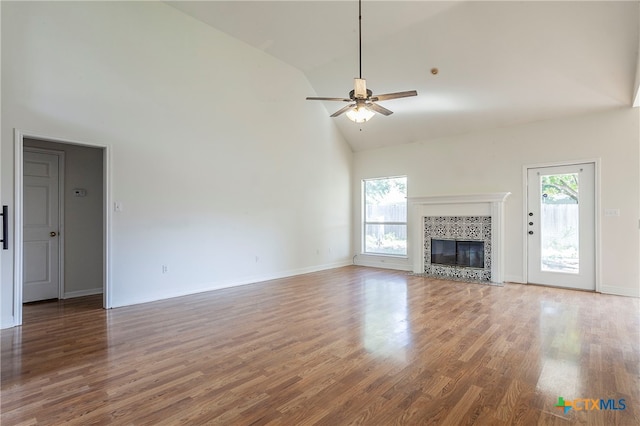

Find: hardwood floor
<box><xmin>1</xmin><ymin>266</ymin><xmax>638</xmax><ymax>425</ymax></box>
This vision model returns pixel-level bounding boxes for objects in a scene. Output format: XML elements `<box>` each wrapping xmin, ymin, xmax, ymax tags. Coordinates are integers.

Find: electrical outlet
<box><xmin>162</xmin><ymin>265</ymin><xmax>168</xmax><ymax>274</ymax></box>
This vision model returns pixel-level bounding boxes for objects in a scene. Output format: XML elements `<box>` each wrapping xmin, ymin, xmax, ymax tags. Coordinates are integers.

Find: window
<box><xmin>363</xmin><ymin>176</ymin><xmax>407</xmax><ymax>256</ymax></box>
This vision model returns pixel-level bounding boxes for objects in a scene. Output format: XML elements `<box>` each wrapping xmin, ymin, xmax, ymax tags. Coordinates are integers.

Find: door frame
<box><xmin>23</xmin><ymin>147</ymin><xmax>66</xmax><ymax>301</ymax></box>
<box><xmin>521</xmin><ymin>159</ymin><xmax>601</xmax><ymax>291</ymax></box>
<box><xmin>13</xmin><ymin>129</ymin><xmax>112</xmax><ymax>326</ymax></box>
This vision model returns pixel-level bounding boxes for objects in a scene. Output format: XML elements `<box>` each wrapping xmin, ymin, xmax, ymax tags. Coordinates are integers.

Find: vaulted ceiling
<box><xmin>168</xmin><ymin>1</ymin><xmax>640</xmax><ymax>152</ymax></box>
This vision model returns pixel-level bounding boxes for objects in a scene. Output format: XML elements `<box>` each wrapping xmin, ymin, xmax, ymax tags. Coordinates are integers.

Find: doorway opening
<box><xmin>14</xmin><ymin>130</ymin><xmax>111</xmax><ymax>326</ymax></box>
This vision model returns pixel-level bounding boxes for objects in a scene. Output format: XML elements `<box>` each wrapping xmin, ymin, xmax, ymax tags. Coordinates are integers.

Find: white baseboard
<box><xmin>64</xmin><ymin>288</ymin><xmax>103</xmax><ymax>299</ymax></box>
<box><xmin>599</xmin><ymin>285</ymin><xmax>640</xmax><ymax>298</ymax></box>
<box><xmin>500</xmin><ymin>280</ymin><xmax>639</xmax><ymax>297</ymax></box>
<box><xmin>112</xmin><ymin>259</ymin><xmax>354</xmax><ymax>309</ymax></box>
<box><xmin>504</xmin><ymin>274</ymin><xmax>526</xmax><ymax>284</ymax></box>
<box><xmin>213</xmin><ymin>260</ymin><xmax>355</xmax><ymax>291</ymax></box>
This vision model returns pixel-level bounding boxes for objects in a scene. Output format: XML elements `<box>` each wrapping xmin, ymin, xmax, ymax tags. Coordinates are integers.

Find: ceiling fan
<box><xmin>306</xmin><ymin>0</ymin><xmax>418</xmax><ymax>123</ymax></box>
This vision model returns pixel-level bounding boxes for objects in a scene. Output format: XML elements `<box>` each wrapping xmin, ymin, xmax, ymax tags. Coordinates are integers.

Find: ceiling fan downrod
<box><xmin>358</xmin><ymin>0</ymin><xmax>362</xmax><ymax>79</ymax></box>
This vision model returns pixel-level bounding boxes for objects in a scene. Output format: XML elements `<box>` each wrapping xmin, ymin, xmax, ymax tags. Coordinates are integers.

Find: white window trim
<box><xmin>362</xmin><ymin>176</ymin><xmax>408</xmax><ymax>258</ymax></box>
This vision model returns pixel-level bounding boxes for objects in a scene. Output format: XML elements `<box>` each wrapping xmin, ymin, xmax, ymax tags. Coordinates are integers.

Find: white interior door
<box><xmin>527</xmin><ymin>163</ymin><xmax>595</xmax><ymax>290</ymax></box>
<box><xmin>23</xmin><ymin>150</ymin><xmax>61</xmax><ymax>302</ymax></box>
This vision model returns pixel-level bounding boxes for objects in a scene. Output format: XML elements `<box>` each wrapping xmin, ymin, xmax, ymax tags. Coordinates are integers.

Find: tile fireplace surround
<box><xmin>424</xmin><ymin>216</ymin><xmax>492</xmax><ymax>281</ymax></box>
<box><xmin>408</xmin><ymin>193</ymin><xmax>511</xmax><ymax>284</ymax></box>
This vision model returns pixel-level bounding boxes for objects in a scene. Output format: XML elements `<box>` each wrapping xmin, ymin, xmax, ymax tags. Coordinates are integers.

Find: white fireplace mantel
<box><xmin>408</xmin><ymin>192</ymin><xmax>511</xmax><ymax>283</ymax></box>
<box><xmin>408</xmin><ymin>192</ymin><xmax>511</xmax><ymax>205</ymax></box>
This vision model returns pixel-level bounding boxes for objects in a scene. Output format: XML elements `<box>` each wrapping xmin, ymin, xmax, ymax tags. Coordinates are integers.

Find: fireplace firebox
<box><xmin>431</xmin><ymin>239</ymin><xmax>485</xmax><ymax>269</ymax></box>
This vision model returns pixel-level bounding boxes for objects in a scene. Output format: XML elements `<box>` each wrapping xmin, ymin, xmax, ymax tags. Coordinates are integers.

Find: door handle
<box><xmin>50</xmin><ymin>231</ymin><xmax>57</xmax><ymax>237</ymax></box>
<box><xmin>1</xmin><ymin>205</ymin><xmax>7</xmax><ymax>250</ymax></box>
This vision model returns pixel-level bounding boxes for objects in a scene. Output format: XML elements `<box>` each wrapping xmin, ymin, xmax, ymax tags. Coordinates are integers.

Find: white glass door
<box><xmin>527</xmin><ymin>163</ymin><xmax>595</xmax><ymax>290</ymax></box>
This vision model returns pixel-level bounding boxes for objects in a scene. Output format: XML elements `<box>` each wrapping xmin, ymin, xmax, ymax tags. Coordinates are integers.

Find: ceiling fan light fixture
<box><xmin>305</xmin><ymin>0</ymin><xmax>417</xmax><ymax>121</ymax></box>
<box><xmin>346</xmin><ymin>105</ymin><xmax>375</xmax><ymax>123</ymax></box>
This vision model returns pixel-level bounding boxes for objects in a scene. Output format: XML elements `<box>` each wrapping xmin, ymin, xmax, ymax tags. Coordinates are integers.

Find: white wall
<box><xmin>23</xmin><ymin>139</ymin><xmax>104</xmax><ymax>297</ymax></box>
<box><xmin>1</xmin><ymin>1</ymin><xmax>353</xmax><ymax>327</ymax></box>
<box><xmin>354</xmin><ymin>108</ymin><xmax>640</xmax><ymax>297</ymax></box>
<box><xmin>634</xmin><ymin>5</ymin><xmax>640</xmax><ymax>107</ymax></box>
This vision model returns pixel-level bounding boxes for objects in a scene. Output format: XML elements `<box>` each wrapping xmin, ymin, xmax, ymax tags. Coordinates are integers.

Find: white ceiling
<box><xmin>168</xmin><ymin>1</ymin><xmax>640</xmax><ymax>152</ymax></box>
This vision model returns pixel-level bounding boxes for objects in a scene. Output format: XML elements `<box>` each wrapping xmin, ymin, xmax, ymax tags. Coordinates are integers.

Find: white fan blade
<box><xmin>307</xmin><ymin>97</ymin><xmax>351</xmax><ymax>102</ymax></box>
<box><xmin>330</xmin><ymin>104</ymin><xmax>356</xmax><ymax>117</ymax></box>
<box><xmin>371</xmin><ymin>90</ymin><xmax>418</xmax><ymax>102</ymax></box>
<box><xmin>368</xmin><ymin>103</ymin><xmax>393</xmax><ymax>116</ymax></box>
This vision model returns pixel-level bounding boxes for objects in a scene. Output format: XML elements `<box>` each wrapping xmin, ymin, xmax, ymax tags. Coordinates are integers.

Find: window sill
<box><xmin>354</xmin><ymin>253</ymin><xmax>412</xmax><ymax>271</ymax></box>
<box><xmin>362</xmin><ymin>253</ymin><xmax>408</xmax><ymax>259</ymax></box>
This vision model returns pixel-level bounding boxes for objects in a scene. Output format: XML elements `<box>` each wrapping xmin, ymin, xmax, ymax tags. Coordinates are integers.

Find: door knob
<box><xmin>50</xmin><ymin>231</ymin><xmax>57</xmax><ymax>237</ymax></box>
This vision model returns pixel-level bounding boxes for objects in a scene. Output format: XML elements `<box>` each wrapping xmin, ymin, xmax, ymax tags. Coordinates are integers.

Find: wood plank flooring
<box><xmin>1</xmin><ymin>266</ymin><xmax>639</xmax><ymax>425</ymax></box>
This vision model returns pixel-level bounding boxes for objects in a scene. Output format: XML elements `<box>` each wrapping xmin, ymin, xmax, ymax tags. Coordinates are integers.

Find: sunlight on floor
<box><xmin>363</xmin><ymin>277</ymin><xmax>410</xmax><ymax>362</ymax></box>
